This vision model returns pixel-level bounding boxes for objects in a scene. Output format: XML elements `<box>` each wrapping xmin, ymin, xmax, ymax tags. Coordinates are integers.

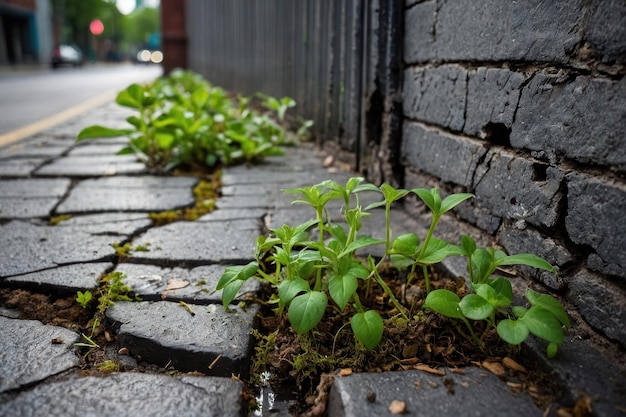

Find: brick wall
<box><xmin>400</xmin><ymin>0</ymin><xmax>625</xmax><ymax>347</ymax></box>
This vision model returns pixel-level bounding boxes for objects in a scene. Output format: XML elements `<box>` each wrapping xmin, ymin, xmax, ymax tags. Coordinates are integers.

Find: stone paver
<box><xmin>0</xmin><ymin>221</ymin><xmax>117</xmax><ymax>277</ymax></box>
<box><xmin>0</xmin><ymin>316</ymin><xmax>79</xmax><ymax>393</ymax></box>
<box><xmin>328</xmin><ymin>367</ymin><xmax>542</xmax><ymax>417</ymax></box>
<box><xmin>0</xmin><ymin>178</ymin><xmax>70</xmax><ymax>218</ymax></box>
<box><xmin>106</xmin><ymin>301</ymin><xmax>259</xmax><ymax>377</ymax></box>
<box><xmin>114</xmin><ymin>263</ymin><xmax>260</xmax><ymax>303</ymax></box>
<box><xmin>0</xmin><ymin>373</ymin><xmax>244</xmax><ymax>417</ymax></box>
<box><xmin>5</xmin><ymin>262</ymin><xmax>113</xmax><ymax>291</ymax></box>
<box><xmin>130</xmin><ymin>219</ymin><xmax>259</xmax><ymax>264</ymax></box>
<box><xmin>36</xmin><ymin>155</ymin><xmax>147</xmax><ymax>177</ymax></box>
<box><xmin>56</xmin><ymin>176</ymin><xmax>197</xmax><ymax>213</ymax></box>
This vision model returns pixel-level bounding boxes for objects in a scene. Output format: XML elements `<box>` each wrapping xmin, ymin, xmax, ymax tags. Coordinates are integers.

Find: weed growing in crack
<box><xmin>76</xmin><ymin>290</ymin><xmax>92</xmax><ymax>309</ymax></box>
<box><xmin>76</xmin><ymin>70</ymin><xmax>310</xmax><ymax>172</ymax></box>
<box><xmin>217</xmin><ymin>177</ymin><xmax>568</xmax><ymax>358</ymax></box>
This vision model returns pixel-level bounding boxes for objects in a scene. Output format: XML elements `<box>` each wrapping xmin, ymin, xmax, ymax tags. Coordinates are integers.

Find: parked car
<box><xmin>51</xmin><ymin>44</ymin><xmax>83</xmax><ymax>69</ymax></box>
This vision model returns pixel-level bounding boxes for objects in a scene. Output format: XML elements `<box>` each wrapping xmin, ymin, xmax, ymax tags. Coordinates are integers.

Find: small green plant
<box><xmin>216</xmin><ymin>177</ymin><xmax>568</xmax><ymax>357</ymax></box>
<box><xmin>96</xmin><ymin>271</ymin><xmax>139</xmax><ymax>314</ymax></box>
<box><xmin>76</xmin><ymin>290</ymin><xmax>92</xmax><ymax>309</ymax></box>
<box><xmin>76</xmin><ymin>70</ymin><xmax>300</xmax><ymax>172</ymax></box>
<box><xmin>423</xmin><ymin>235</ymin><xmax>569</xmax><ymax>357</ymax></box>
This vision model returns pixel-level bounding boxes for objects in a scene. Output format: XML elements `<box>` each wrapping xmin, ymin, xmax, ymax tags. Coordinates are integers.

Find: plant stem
<box><xmin>422</xmin><ymin>265</ymin><xmax>431</xmax><ymax>293</ymax></box>
<box><xmin>372</xmin><ymin>267</ymin><xmax>408</xmax><ymax>321</ymax></box>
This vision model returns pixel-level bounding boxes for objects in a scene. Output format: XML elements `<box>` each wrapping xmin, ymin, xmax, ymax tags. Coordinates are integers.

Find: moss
<box><xmin>149</xmin><ymin>175</ymin><xmax>221</xmax><ymax>226</ymax></box>
<box><xmin>49</xmin><ymin>214</ymin><xmax>72</xmax><ymax>226</ymax></box>
<box><xmin>98</xmin><ymin>360</ymin><xmax>120</xmax><ymax>373</ymax></box>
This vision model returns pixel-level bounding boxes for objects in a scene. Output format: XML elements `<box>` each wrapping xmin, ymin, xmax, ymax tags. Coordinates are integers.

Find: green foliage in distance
<box><xmin>77</xmin><ymin>70</ymin><xmax>310</xmax><ymax>172</ymax></box>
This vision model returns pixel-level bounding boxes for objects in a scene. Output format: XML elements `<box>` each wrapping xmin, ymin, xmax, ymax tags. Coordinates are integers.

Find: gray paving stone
<box><xmin>0</xmin><ymin>373</ymin><xmax>244</xmax><ymax>417</ymax></box>
<box><xmin>131</xmin><ymin>219</ymin><xmax>259</xmax><ymax>264</ymax></box>
<box><xmin>68</xmin><ymin>143</ymin><xmax>128</xmax><ymax>156</ymax></box>
<box><xmin>0</xmin><ymin>178</ymin><xmax>71</xmax><ymax>218</ymax></box>
<box><xmin>0</xmin><ymin>140</ymin><xmax>70</xmax><ymax>159</ymax></box>
<box><xmin>0</xmin><ymin>316</ymin><xmax>79</xmax><ymax>393</ymax></box>
<box><xmin>0</xmin><ymin>220</ymin><xmax>117</xmax><ymax>277</ymax></box>
<box><xmin>526</xmin><ymin>337</ymin><xmax>626</xmax><ymax>417</ymax></box>
<box><xmin>327</xmin><ymin>367</ymin><xmax>542</xmax><ymax>417</ymax></box>
<box><xmin>35</xmin><ymin>155</ymin><xmax>146</xmax><ymax>177</ymax></box>
<box><xmin>56</xmin><ymin>176</ymin><xmax>197</xmax><ymax>214</ymax></box>
<box><xmin>4</xmin><ymin>262</ymin><xmax>113</xmax><ymax>291</ymax></box>
<box><xmin>52</xmin><ymin>212</ymin><xmax>152</xmax><ymax>235</ymax></box>
<box><xmin>106</xmin><ymin>301</ymin><xmax>259</xmax><ymax>376</ymax></box>
<box><xmin>0</xmin><ymin>158</ymin><xmax>47</xmax><ymax>177</ymax></box>
<box><xmin>114</xmin><ymin>263</ymin><xmax>260</xmax><ymax>303</ymax></box>
<box><xmin>198</xmin><ymin>207</ymin><xmax>267</xmax><ymax>222</ymax></box>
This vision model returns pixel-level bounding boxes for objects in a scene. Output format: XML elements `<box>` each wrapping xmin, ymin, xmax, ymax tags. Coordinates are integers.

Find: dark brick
<box><xmin>403</xmin><ymin>66</ymin><xmax>467</xmax><ymax>132</ymax></box>
<box><xmin>565</xmin><ymin>173</ymin><xmax>626</xmax><ymax>278</ymax></box>
<box><xmin>511</xmin><ymin>74</ymin><xmax>626</xmax><ymax>171</ymax></box>
<box><xmin>402</xmin><ymin>122</ymin><xmax>487</xmax><ymax>187</ymax></box>
<box><xmin>473</xmin><ymin>151</ymin><xmax>564</xmax><ymax>229</ymax></box>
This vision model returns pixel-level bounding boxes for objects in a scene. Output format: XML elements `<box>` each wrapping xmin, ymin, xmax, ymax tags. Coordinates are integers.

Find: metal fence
<box><xmin>186</xmin><ymin>0</ymin><xmax>401</xmax><ymax>167</ymax></box>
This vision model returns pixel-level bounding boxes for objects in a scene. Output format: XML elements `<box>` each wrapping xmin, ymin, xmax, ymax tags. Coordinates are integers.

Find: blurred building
<box><xmin>0</xmin><ymin>0</ymin><xmax>53</xmax><ymax>65</ymax></box>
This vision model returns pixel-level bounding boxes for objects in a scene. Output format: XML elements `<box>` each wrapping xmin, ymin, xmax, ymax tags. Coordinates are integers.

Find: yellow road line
<box><xmin>0</xmin><ymin>89</ymin><xmax>118</xmax><ymax>147</ymax></box>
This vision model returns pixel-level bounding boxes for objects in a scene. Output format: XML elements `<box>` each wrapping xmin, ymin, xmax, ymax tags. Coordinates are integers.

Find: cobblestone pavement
<box><xmin>0</xmin><ymin>102</ymin><xmax>623</xmax><ymax>417</ymax></box>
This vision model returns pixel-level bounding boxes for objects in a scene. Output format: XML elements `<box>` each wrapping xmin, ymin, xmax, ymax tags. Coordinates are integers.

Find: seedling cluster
<box><xmin>217</xmin><ymin>177</ymin><xmax>568</xmax><ymax>357</ymax></box>
<box><xmin>77</xmin><ymin>70</ymin><xmax>306</xmax><ymax>171</ymax></box>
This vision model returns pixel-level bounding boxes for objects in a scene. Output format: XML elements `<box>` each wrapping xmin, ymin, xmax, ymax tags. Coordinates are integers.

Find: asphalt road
<box><xmin>0</xmin><ymin>63</ymin><xmax>163</xmax><ymax>143</ymax></box>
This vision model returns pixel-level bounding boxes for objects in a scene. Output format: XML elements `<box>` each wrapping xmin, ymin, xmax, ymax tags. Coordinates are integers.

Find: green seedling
<box><xmin>76</xmin><ymin>70</ymin><xmax>302</xmax><ymax>172</ymax></box>
<box><xmin>423</xmin><ymin>235</ymin><xmax>568</xmax><ymax>357</ymax></box>
<box><xmin>76</xmin><ymin>290</ymin><xmax>92</xmax><ymax>309</ymax></box>
<box><xmin>217</xmin><ymin>177</ymin><xmax>568</xmax><ymax>357</ymax></box>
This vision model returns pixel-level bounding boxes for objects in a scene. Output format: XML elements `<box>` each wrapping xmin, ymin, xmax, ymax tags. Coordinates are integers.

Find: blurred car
<box><xmin>136</xmin><ymin>49</ymin><xmax>163</xmax><ymax>64</ymax></box>
<box><xmin>51</xmin><ymin>44</ymin><xmax>83</xmax><ymax>69</ymax></box>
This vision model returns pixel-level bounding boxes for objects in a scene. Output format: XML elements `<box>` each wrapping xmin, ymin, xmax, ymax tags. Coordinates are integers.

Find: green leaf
<box><xmin>497</xmin><ymin>319</ymin><xmax>529</xmax><ymax>345</ymax></box>
<box><xmin>411</xmin><ymin>188</ymin><xmax>441</xmax><ymax>214</ymax></box>
<box><xmin>288</xmin><ymin>291</ymin><xmax>328</xmax><ymax>334</ymax></box>
<box><xmin>191</xmin><ymin>88</ymin><xmax>209</xmax><ymax>109</ymax></box>
<box><xmin>495</xmin><ymin>253</ymin><xmax>556</xmax><ymax>273</ymax></box>
<box><xmin>77</xmin><ymin>126</ymin><xmax>131</xmax><ymax>141</ymax></box>
<box><xmin>459</xmin><ymin>294</ymin><xmax>494</xmax><ymax>320</ymax></box>
<box><xmin>215</xmin><ymin>262</ymin><xmax>258</xmax><ymax>291</ymax></box>
<box><xmin>392</xmin><ymin>233</ymin><xmax>420</xmax><ymax>257</ymax></box>
<box><xmin>278</xmin><ymin>278</ymin><xmax>310</xmax><ymax>305</ymax></box>
<box><xmin>546</xmin><ymin>342</ymin><xmax>559</xmax><ymax>358</ymax></box>
<box><xmin>423</xmin><ymin>289</ymin><xmax>464</xmax><ymax>319</ymax></box>
<box><xmin>156</xmin><ymin>132</ymin><xmax>175</xmax><ymax>149</ymax></box>
<box><xmin>116</xmin><ymin>84</ymin><xmax>146</xmax><ymax>109</ymax></box>
<box><xmin>520</xmin><ymin>306</ymin><xmax>564</xmax><ymax>344</ymax></box>
<box><xmin>379</xmin><ymin>183</ymin><xmax>409</xmax><ymax>204</ymax></box>
<box><xmin>441</xmin><ymin>193</ymin><xmax>474</xmax><ymax>213</ymax></box>
<box><xmin>339</xmin><ymin>236</ymin><xmax>385</xmax><ymax>258</ymax></box>
<box><xmin>221</xmin><ymin>280</ymin><xmax>245</xmax><ymax>308</ymax></box>
<box><xmin>417</xmin><ymin>238</ymin><xmax>463</xmax><ymax>264</ymax></box>
<box><xmin>460</xmin><ymin>235</ymin><xmax>476</xmax><ymax>257</ymax></box>
<box><xmin>488</xmin><ymin>277</ymin><xmax>513</xmax><ymax>306</ymax></box>
<box><xmin>470</xmin><ymin>248</ymin><xmax>497</xmax><ymax>284</ymax></box>
<box><xmin>526</xmin><ymin>289</ymin><xmax>569</xmax><ymax>330</ymax></box>
<box><xmin>351</xmin><ymin>310</ymin><xmax>384</xmax><ymax>349</ymax></box>
<box><xmin>390</xmin><ymin>254</ymin><xmax>414</xmax><ymax>270</ymax></box>
<box><xmin>329</xmin><ymin>273</ymin><xmax>358</xmax><ymax>310</ymax></box>
<box><xmin>347</xmin><ymin>261</ymin><xmax>370</xmax><ymax>280</ymax></box>
<box><xmin>512</xmin><ymin>306</ymin><xmax>528</xmax><ymax>319</ymax></box>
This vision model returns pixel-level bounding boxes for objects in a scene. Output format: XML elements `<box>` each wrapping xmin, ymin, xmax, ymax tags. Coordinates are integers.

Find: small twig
<box><xmin>208</xmin><ymin>354</ymin><xmax>222</xmax><ymax>370</ymax></box>
<box><xmin>178</xmin><ymin>301</ymin><xmax>195</xmax><ymax>316</ymax></box>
